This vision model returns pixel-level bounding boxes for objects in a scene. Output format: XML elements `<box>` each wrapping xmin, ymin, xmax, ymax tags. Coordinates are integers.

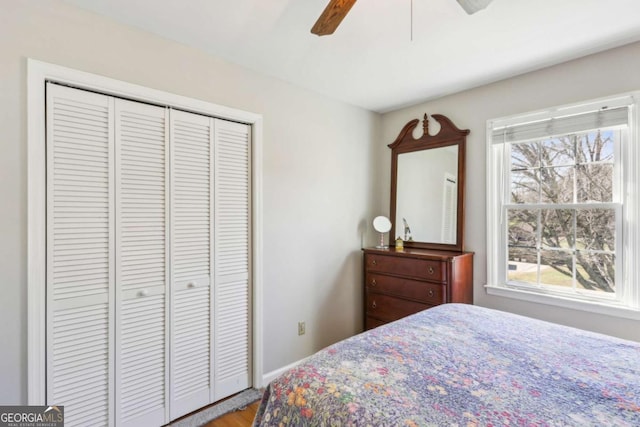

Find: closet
<box><xmin>45</xmin><ymin>83</ymin><xmax>251</xmax><ymax>427</ymax></box>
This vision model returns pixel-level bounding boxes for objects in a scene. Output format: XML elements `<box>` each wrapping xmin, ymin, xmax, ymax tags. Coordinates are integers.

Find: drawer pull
<box><xmin>428</xmin><ymin>289</ymin><xmax>434</xmax><ymax>297</ymax></box>
<box><xmin>371</xmin><ymin>279</ymin><xmax>377</xmax><ymax>286</ymax></box>
<box><xmin>372</xmin><ymin>259</ymin><xmax>377</xmax><ymax>266</ymax></box>
<box><xmin>428</xmin><ymin>266</ymin><xmax>434</xmax><ymax>275</ymax></box>
<box><xmin>372</xmin><ymin>301</ymin><xmax>377</xmax><ymax>309</ymax></box>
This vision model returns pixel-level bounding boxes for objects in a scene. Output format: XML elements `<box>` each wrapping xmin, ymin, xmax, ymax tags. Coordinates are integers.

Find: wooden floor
<box><xmin>203</xmin><ymin>400</ymin><xmax>260</xmax><ymax>427</ymax></box>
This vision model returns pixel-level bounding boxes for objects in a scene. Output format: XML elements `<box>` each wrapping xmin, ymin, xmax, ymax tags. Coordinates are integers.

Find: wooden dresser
<box><xmin>363</xmin><ymin>247</ymin><xmax>473</xmax><ymax>330</ymax></box>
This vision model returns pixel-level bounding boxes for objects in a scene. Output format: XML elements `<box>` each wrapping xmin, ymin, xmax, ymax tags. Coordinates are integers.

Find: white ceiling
<box><xmin>64</xmin><ymin>0</ymin><xmax>640</xmax><ymax>113</ymax></box>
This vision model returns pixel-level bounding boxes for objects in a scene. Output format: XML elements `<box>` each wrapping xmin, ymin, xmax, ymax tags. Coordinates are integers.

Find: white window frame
<box><xmin>485</xmin><ymin>92</ymin><xmax>640</xmax><ymax>320</ymax></box>
<box><xmin>27</xmin><ymin>59</ymin><xmax>265</xmax><ymax>404</ymax></box>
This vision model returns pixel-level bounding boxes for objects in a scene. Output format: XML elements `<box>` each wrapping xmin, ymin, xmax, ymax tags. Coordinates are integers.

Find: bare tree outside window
<box><xmin>507</xmin><ymin>130</ymin><xmax>617</xmax><ymax>293</ymax></box>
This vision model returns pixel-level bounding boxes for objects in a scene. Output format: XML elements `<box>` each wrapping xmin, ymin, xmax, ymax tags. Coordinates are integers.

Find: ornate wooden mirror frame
<box><xmin>389</xmin><ymin>114</ymin><xmax>469</xmax><ymax>252</ymax></box>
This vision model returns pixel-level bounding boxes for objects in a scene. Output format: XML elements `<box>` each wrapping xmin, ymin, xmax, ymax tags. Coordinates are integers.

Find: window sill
<box><xmin>485</xmin><ymin>284</ymin><xmax>640</xmax><ymax>321</ymax></box>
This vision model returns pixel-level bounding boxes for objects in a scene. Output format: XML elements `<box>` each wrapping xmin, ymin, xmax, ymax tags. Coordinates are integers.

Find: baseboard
<box><xmin>261</xmin><ymin>356</ymin><xmax>308</xmax><ymax>386</ymax></box>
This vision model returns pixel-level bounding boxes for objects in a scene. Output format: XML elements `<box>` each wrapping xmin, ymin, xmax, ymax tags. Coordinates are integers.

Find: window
<box><xmin>486</xmin><ymin>94</ymin><xmax>640</xmax><ymax>318</ymax></box>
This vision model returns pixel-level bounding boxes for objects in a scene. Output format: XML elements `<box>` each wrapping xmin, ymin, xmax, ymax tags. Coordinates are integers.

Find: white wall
<box><xmin>381</xmin><ymin>41</ymin><xmax>640</xmax><ymax>342</ymax></box>
<box><xmin>0</xmin><ymin>1</ymin><xmax>379</xmax><ymax>404</ymax></box>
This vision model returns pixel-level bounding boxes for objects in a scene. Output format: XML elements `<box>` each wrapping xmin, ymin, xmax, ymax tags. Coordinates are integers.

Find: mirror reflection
<box><xmin>395</xmin><ymin>146</ymin><xmax>459</xmax><ymax>244</ymax></box>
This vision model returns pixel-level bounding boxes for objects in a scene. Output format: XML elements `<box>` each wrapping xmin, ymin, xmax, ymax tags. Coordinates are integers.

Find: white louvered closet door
<box><xmin>214</xmin><ymin>119</ymin><xmax>251</xmax><ymax>400</ymax></box>
<box><xmin>46</xmin><ymin>84</ymin><xmax>253</xmax><ymax>426</ymax></box>
<box><xmin>114</xmin><ymin>99</ymin><xmax>169</xmax><ymax>427</ymax></box>
<box><xmin>169</xmin><ymin>110</ymin><xmax>215</xmax><ymax>420</ymax></box>
<box><xmin>46</xmin><ymin>83</ymin><xmax>115</xmax><ymax>427</ymax></box>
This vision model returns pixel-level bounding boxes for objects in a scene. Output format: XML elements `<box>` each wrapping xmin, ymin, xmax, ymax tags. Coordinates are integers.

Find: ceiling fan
<box><xmin>311</xmin><ymin>0</ymin><xmax>494</xmax><ymax>36</ymax></box>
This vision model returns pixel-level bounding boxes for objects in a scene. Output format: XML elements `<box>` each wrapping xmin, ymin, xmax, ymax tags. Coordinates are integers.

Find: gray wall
<box><xmin>380</xmin><ymin>41</ymin><xmax>640</xmax><ymax>342</ymax></box>
<box><xmin>0</xmin><ymin>1</ymin><xmax>379</xmax><ymax>404</ymax></box>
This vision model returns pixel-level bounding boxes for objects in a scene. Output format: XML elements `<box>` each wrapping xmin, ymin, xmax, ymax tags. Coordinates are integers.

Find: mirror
<box><xmin>389</xmin><ymin>114</ymin><xmax>468</xmax><ymax>251</ymax></box>
<box><xmin>372</xmin><ymin>216</ymin><xmax>392</xmax><ymax>248</ymax></box>
<box><xmin>396</xmin><ymin>146</ymin><xmax>458</xmax><ymax>243</ymax></box>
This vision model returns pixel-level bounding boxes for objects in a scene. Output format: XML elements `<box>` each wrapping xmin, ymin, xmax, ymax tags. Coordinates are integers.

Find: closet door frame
<box><xmin>27</xmin><ymin>59</ymin><xmax>265</xmax><ymax>405</ymax></box>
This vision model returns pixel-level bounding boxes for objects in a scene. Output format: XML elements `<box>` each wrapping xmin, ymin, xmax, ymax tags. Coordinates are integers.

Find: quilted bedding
<box><xmin>253</xmin><ymin>303</ymin><xmax>640</xmax><ymax>426</ymax></box>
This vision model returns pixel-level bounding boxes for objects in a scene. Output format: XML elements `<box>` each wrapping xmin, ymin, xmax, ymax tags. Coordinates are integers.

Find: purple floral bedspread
<box><xmin>253</xmin><ymin>304</ymin><xmax>640</xmax><ymax>426</ymax></box>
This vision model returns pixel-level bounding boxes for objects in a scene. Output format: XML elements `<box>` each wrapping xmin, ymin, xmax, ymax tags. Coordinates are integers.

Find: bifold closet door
<box><xmin>46</xmin><ymin>86</ymin><xmax>170</xmax><ymax>427</ymax></box>
<box><xmin>114</xmin><ymin>99</ymin><xmax>169</xmax><ymax>427</ymax></box>
<box><xmin>169</xmin><ymin>110</ymin><xmax>215</xmax><ymax>419</ymax></box>
<box><xmin>46</xmin><ymin>84</ymin><xmax>115</xmax><ymax>427</ymax></box>
<box><xmin>213</xmin><ymin>119</ymin><xmax>252</xmax><ymax>400</ymax></box>
<box><xmin>47</xmin><ymin>83</ymin><xmax>252</xmax><ymax>426</ymax></box>
<box><xmin>169</xmin><ymin>114</ymin><xmax>252</xmax><ymax>416</ymax></box>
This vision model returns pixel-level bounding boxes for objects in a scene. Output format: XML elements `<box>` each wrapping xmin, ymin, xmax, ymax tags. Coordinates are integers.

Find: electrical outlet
<box><xmin>298</xmin><ymin>321</ymin><xmax>306</xmax><ymax>336</ymax></box>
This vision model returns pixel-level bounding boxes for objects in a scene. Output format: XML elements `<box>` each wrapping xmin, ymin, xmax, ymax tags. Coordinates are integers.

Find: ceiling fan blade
<box><xmin>457</xmin><ymin>0</ymin><xmax>493</xmax><ymax>14</ymax></box>
<box><xmin>311</xmin><ymin>0</ymin><xmax>357</xmax><ymax>36</ymax></box>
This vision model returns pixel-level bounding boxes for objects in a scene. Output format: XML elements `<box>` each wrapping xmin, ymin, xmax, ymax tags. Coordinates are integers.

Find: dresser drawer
<box><xmin>366</xmin><ymin>273</ymin><xmax>445</xmax><ymax>305</ymax></box>
<box><xmin>365</xmin><ymin>254</ymin><xmax>445</xmax><ymax>282</ymax></box>
<box><xmin>365</xmin><ymin>293</ymin><xmax>430</xmax><ymax>323</ymax></box>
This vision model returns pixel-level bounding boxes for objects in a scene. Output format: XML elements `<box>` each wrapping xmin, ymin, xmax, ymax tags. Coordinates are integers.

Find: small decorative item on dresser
<box><xmin>395</xmin><ymin>237</ymin><xmax>404</xmax><ymax>251</ymax></box>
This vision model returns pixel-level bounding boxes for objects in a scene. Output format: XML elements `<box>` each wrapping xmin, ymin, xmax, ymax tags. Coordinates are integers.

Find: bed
<box><xmin>253</xmin><ymin>303</ymin><xmax>640</xmax><ymax>426</ymax></box>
